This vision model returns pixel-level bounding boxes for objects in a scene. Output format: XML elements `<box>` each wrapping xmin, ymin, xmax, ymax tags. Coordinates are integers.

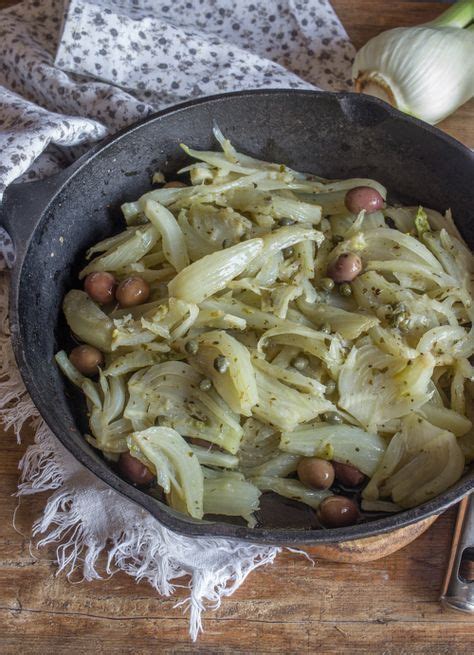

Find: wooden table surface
<box><xmin>0</xmin><ymin>1</ymin><xmax>473</xmax><ymax>653</ymax></box>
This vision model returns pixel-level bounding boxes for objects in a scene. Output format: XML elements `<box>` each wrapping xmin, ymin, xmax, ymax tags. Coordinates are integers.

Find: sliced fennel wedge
<box><xmin>168</xmin><ymin>238</ymin><xmax>263</xmax><ymax>303</ymax></box>
<box><xmin>363</xmin><ymin>414</ymin><xmax>465</xmax><ymax>508</ymax></box>
<box><xmin>189</xmin><ymin>329</ymin><xmax>258</xmax><ymax>416</ymax></box>
<box><xmin>280</xmin><ymin>423</ymin><xmax>386</xmax><ymax>476</ymax></box>
<box><xmin>63</xmin><ymin>290</ymin><xmax>114</xmax><ymax>352</ymax></box>
<box><xmin>128</xmin><ymin>427</ymin><xmax>204</xmax><ymax>519</ymax></box>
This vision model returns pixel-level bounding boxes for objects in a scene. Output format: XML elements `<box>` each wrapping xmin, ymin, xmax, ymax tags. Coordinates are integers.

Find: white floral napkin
<box><xmin>0</xmin><ymin>0</ymin><xmax>354</xmax><ymax>638</ymax></box>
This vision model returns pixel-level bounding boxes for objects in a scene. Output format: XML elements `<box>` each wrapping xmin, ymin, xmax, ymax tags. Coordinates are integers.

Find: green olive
<box><xmin>199</xmin><ymin>378</ymin><xmax>212</xmax><ymax>391</ymax></box>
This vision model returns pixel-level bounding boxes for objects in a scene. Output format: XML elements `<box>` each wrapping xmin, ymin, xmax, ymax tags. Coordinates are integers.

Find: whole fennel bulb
<box><xmin>353</xmin><ymin>0</ymin><xmax>474</xmax><ymax>124</ymax></box>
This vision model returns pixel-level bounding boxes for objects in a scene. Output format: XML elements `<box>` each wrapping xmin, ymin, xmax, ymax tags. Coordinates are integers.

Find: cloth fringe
<box><xmin>0</xmin><ymin>272</ymin><xmax>281</xmax><ymax>640</ymax></box>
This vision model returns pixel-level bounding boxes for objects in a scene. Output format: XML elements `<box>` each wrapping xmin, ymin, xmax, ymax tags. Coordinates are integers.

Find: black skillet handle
<box><xmin>0</xmin><ymin>170</ymin><xmax>70</xmax><ymax>267</ymax></box>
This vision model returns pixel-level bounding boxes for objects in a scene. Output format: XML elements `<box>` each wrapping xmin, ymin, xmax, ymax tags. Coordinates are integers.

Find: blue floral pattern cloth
<box><xmin>0</xmin><ymin>0</ymin><xmax>354</xmax><ymax>265</ymax></box>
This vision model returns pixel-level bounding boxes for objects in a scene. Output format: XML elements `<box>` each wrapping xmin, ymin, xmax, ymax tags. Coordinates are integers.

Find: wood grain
<box><xmin>0</xmin><ymin>1</ymin><xmax>473</xmax><ymax>653</ymax></box>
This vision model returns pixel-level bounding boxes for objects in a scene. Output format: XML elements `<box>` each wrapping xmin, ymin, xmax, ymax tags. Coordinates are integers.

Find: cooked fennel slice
<box><xmin>361</xmin><ymin>228</ymin><xmax>445</xmax><ymax>271</ymax></box>
<box><xmin>144</xmin><ymin>199</ymin><xmax>189</xmax><ymax>271</ymax></box>
<box><xmin>125</xmin><ymin>361</ymin><xmax>243</xmax><ymax>453</ymax></box>
<box><xmin>257</xmin><ymin>324</ymin><xmax>344</xmax><ymax>377</ymax></box>
<box><xmin>179</xmin><ymin>203</ymin><xmax>252</xmax><ymax>261</ymax></box>
<box><xmin>189</xmin><ymin>329</ymin><xmax>258</xmax><ymax>416</ymax></box>
<box><xmin>419</xmin><ymin>403</ymin><xmax>472</xmax><ymax>437</ymax></box>
<box><xmin>129</xmin><ymin>427</ymin><xmax>204</xmax><ymax>519</ymax></box>
<box><xmin>202</xmin><ymin>477</ymin><xmax>261</xmax><ymax>526</ymax></box>
<box><xmin>252</xmin><ymin>356</ymin><xmax>326</xmax><ymax>396</ymax></box>
<box><xmin>104</xmin><ymin>350</ymin><xmax>158</xmax><ymax>377</ymax></box>
<box><xmin>89</xmin><ymin>373</ymin><xmax>129</xmax><ymax>452</ymax></box>
<box><xmin>168</xmin><ymin>238</ymin><xmax>263</xmax><ymax>303</ymax></box>
<box><xmin>238</xmin><ymin>418</ymin><xmax>280</xmax><ymax>471</ymax></box>
<box><xmin>79</xmin><ymin>224</ymin><xmax>158</xmax><ymax>278</ymax></box>
<box><xmin>338</xmin><ymin>345</ymin><xmax>435</xmax><ymax>432</ymax></box>
<box><xmin>190</xmin><ymin>445</ymin><xmax>239</xmax><ymax>469</ymax></box>
<box><xmin>86</xmin><ymin>226</ymin><xmax>142</xmax><ymax>259</ymax></box>
<box><xmin>252</xmin><ymin>367</ymin><xmax>334</xmax><ymax>432</ymax></box>
<box><xmin>246</xmin><ymin>225</ymin><xmax>323</xmax><ymax>276</ymax></box>
<box><xmin>251</xmin><ymin>476</ymin><xmax>331</xmax><ymax>510</ymax></box>
<box><xmin>243</xmin><ymin>452</ymin><xmax>300</xmax><ymax>478</ymax></box>
<box><xmin>63</xmin><ymin>290</ymin><xmax>114</xmax><ymax>352</ymax></box>
<box><xmin>297</xmin><ymin>299</ymin><xmax>379</xmax><ymax>340</ymax></box>
<box><xmin>363</xmin><ymin>414</ymin><xmax>464</xmax><ymax>509</ymax></box>
<box><xmin>280</xmin><ymin>423</ymin><xmax>385</xmax><ymax>476</ymax></box>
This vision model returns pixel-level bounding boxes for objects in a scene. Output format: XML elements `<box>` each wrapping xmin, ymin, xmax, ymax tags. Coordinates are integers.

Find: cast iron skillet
<box><xmin>1</xmin><ymin>90</ymin><xmax>473</xmax><ymax>544</ymax></box>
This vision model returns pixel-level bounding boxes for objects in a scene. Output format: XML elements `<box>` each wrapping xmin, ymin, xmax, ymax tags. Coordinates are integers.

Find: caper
<box><xmin>339</xmin><ymin>282</ymin><xmax>352</xmax><ymax>297</ymax></box>
<box><xmin>214</xmin><ymin>355</ymin><xmax>229</xmax><ymax>373</ymax></box>
<box><xmin>323</xmin><ymin>411</ymin><xmax>343</xmax><ymax>425</ymax></box>
<box><xmin>185</xmin><ymin>339</ymin><xmax>199</xmax><ymax>355</ymax></box>
<box><xmin>282</xmin><ymin>246</ymin><xmax>294</xmax><ymax>259</ymax></box>
<box><xmin>199</xmin><ymin>378</ymin><xmax>212</xmax><ymax>391</ymax></box>
<box><xmin>397</xmin><ymin>317</ymin><xmax>410</xmax><ymax>331</ymax></box>
<box><xmin>320</xmin><ymin>277</ymin><xmax>335</xmax><ymax>292</ymax></box>
<box><xmin>279</xmin><ymin>217</ymin><xmax>295</xmax><ymax>226</ymax></box>
<box><xmin>291</xmin><ymin>355</ymin><xmax>309</xmax><ymax>371</ymax></box>
<box><xmin>325</xmin><ymin>380</ymin><xmax>336</xmax><ymax>395</ymax></box>
<box><xmin>321</xmin><ymin>323</ymin><xmax>331</xmax><ymax>334</ymax></box>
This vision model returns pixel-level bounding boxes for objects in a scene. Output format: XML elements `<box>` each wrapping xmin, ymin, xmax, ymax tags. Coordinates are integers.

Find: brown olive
<box><xmin>189</xmin><ymin>438</ymin><xmax>214</xmax><ymax>449</ymax></box>
<box><xmin>69</xmin><ymin>345</ymin><xmax>104</xmax><ymax>376</ymax></box>
<box><xmin>317</xmin><ymin>495</ymin><xmax>360</xmax><ymax>528</ymax></box>
<box><xmin>118</xmin><ymin>452</ymin><xmax>155</xmax><ymax>486</ymax></box>
<box><xmin>116</xmin><ymin>276</ymin><xmax>150</xmax><ymax>307</ymax></box>
<box><xmin>345</xmin><ymin>186</ymin><xmax>384</xmax><ymax>214</ymax></box>
<box><xmin>163</xmin><ymin>181</ymin><xmax>187</xmax><ymax>188</ymax></box>
<box><xmin>84</xmin><ymin>271</ymin><xmax>116</xmax><ymax>304</ymax></box>
<box><xmin>297</xmin><ymin>457</ymin><xmax>335</xmax><ymax>490</ymax></box>
<box><xmin>327</xmin><ymin>252</ymin><xmax>362</xmax><ymax>283</ymax></box>
<box><xmin>333</xmin><ymin>462</ymin><xmax>366</xmax><ymax>488</ymax></box>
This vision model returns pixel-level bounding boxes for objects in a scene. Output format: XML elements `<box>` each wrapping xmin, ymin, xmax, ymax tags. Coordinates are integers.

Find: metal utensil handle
<box><xmin>440</xmin><ymin>494</ymin><xmax>474</xmax><ymax>613</ymax></box>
